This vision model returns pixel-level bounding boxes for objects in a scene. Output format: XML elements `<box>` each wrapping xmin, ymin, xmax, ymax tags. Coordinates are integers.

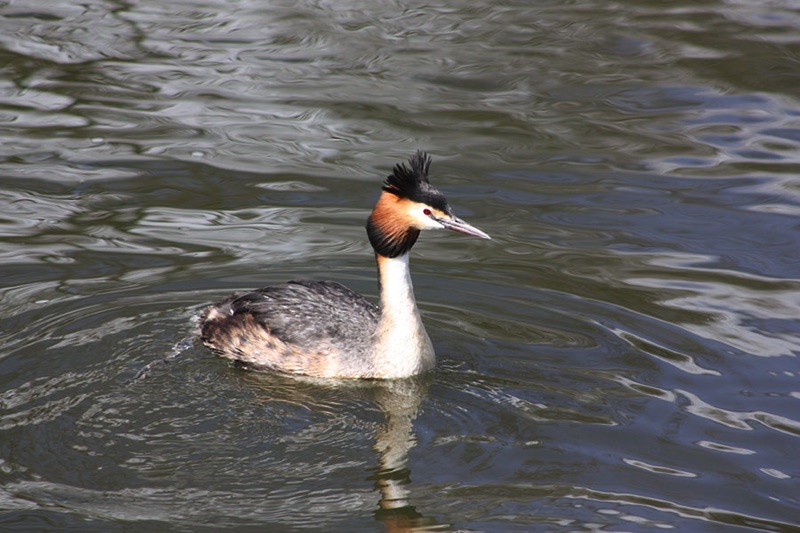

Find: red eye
<box><xmin>423</xmin><ymin>208</ymin><xmax>432</xmax><ymax>216</ymax></box>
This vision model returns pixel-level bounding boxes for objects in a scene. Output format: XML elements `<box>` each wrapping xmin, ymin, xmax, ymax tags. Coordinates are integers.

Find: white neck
<box><xmin>372</xmin><ymin>253</ymin><xmax>435</xmax><ymax>378</ymax></box>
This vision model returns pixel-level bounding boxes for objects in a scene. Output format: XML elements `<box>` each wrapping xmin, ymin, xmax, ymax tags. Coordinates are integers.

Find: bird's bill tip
<box><xmin>440</xmin><ymin>216</ymin><xmax>491</xmax><ymax>239</ymax></box>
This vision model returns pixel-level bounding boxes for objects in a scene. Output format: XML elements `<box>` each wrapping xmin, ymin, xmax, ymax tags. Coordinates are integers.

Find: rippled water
<box><xmin>2</xmin><ymin>0</ymin><xmax>800</xmax><ymax>531</ymax></box>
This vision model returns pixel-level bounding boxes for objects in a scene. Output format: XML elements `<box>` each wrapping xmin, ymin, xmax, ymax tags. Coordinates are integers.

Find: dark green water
<box><xmin>1</xmin><ymin>1</ymin><xmax>799</xmax><ymax>531</ymax></box>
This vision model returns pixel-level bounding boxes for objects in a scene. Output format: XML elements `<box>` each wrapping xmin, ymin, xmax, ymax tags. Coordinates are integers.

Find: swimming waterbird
<box><xmin>200</xmin><ymin>151</ymin><xmax>490</xmax><ymax>379</ymax></box>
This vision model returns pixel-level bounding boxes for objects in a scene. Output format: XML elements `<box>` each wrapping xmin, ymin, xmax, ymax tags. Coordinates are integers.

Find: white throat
<box><xmin>372</xmin><ymin>253</ymin><xmax>435</xmax><ymax>378</ymax></box>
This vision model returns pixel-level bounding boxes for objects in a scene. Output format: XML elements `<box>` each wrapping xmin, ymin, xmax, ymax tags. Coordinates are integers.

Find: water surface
<box><xmin>1</xmin><ymin>0</ymin><xmax>799</xmax><ymax>531</ymax></box>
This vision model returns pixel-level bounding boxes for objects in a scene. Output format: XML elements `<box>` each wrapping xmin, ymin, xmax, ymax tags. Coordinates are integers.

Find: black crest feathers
<box><xmin>383</xmin><ymin>151</ymin><xmax>432</xmax><ymax>198</ymax></box>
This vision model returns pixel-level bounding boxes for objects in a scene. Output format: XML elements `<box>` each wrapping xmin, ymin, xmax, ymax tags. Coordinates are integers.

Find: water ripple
<box><xmin>678</xmin><ymin>389</ymin><xmax>800</xmax><ymax>437</ymax></box>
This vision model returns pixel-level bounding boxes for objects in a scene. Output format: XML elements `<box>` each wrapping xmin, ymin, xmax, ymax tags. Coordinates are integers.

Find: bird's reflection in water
<box><xmin>370</xmin><ymin>377</ymin><xmax>448</xmax><ymax>532</ymax></box>
<box><xmin>240</xmin><ymin>371</ymin><xmax>447</xmax><ymax>531</ymax></box>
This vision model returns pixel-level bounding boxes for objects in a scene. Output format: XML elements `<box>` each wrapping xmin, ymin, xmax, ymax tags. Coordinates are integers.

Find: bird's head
<box><xmin>367</xmin><ymin>151</ymin><xmax>490</xmax><ymax>258</ymax></box>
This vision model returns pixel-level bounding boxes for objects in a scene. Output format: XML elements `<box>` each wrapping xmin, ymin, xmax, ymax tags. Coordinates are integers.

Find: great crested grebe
<box><xmin>200</xmin><ymin>151</ymin><xmax>490</xmax><ymax>379</ymax></box>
